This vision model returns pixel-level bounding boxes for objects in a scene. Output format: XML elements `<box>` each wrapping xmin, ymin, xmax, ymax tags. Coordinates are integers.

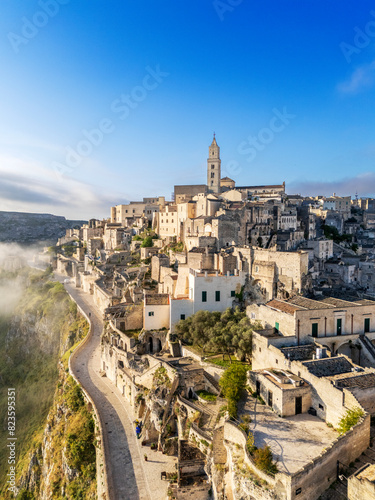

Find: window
<box><xmin>275</xmin><ymin>359</ymin><xmax>278</xmax><ymax>364</ymax></box>
<box><xmin>319</xmin><ymin>404</ymin><xmax>324</xmax><ymax>410</ymax></box>
<box><xmin>312</xmin><ymin>323</ymin><xmax>318</xmax><ymax>338</ymax></box>
<box><xmin>336</xmin><ymin>318</ymin><xmax>342</xmax><ymax>335</ymax></box>
<box><xmin>148</xmin><ymin>311</ymin><xmax>154</xmax><ymax>316</ymax></box>
<box><xmin>211</xmin><ymin>164</ymin><xmax>215</xmax><ymax>169</ymax></box>
<box><xmin>202</xmin><ymin>291</ymin><xmax>207</xmax><ymax>302</ymax></box>
<box><xmin>365</xmin><ymin>317</ymin><xmax>370</xmax><ymax>333</ymax></box>
<box><xmin>180</xmin><ymin>314</ymin><xmax>185</xmax><ymax>320</ymax></box>
<box><xmin>231</xmin><ymin>290</ymin><xmax>236</xmax><ymax>297</ymax></box>
<box><xmin>255</xmin><ymin>265</ymin><xmax>259</xmax><ymax>272</ymax></box>
<box><xmin>215</xmin><ymin>291</ymin><xmax>220</xmax><ymax>302</ymax></box>
<box><xmin>275</xmin><ymin>322</ymin><xmax>279</xmax><ymax>332</ymax></box>
<box><xmin>211</xmin><ymin>172</ymin><xmax>215</xmax><ymax>178</ymax></box>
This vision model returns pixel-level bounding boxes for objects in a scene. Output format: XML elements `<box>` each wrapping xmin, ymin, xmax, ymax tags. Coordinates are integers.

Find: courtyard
<box><xmin>239</xmin><ymin>394</ymin><xmax>339</xmax><ymax>474</ymax></box>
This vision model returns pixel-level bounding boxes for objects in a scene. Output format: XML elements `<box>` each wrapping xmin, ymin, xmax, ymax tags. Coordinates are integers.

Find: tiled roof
<box><xmin>302</xmin><ymin>357</ymin><xmax>353</xmax><ymax>378</ymax></box>
<box><xmin>354</xmin><ymin>299</ymin><xmax>375</xmax><ymax>306</ymax></box>
<box><xmin>281</xmin><ymin>345</ymin><xmax>316</xmax><ymax>361</ymax></box>
<box><xmin>288</xmin><ymin>296</ymin><xmax>335</xmax><ymax>310</ymax></box>
<box><xmin>334</xmin><ymin>373</ymin><xmax>375</xmax><ymax>389</ymax></box>
<box><xmin>267</xmin><ymin>299</ymin><xmax>303</xmax><ymax>315</ymax></box>
<box><xmin>320</xmin><ymin>297</ymin><xmax>358</xmax><ymax>307</ymax></box>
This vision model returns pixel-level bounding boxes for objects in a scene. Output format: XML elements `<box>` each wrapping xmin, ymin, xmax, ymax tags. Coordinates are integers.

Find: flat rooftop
<box><xmin>356</xmin><ymin>463</ymin><xmax>375</xmax><ymax>482</ymax></box>
<box><xmin>239</xmin><ymin>394</ymin><xmax>338</xmax><ymax>474</ymax></box>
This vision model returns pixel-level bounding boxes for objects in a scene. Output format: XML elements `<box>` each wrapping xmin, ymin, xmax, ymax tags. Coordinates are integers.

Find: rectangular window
<box><xmin>312</xmin><ymin>323</ymin><xmax>318</xmax><ymax>338</ymax></box>
<box><xmin>231</xmin><ymin>290</ymin><xmax>236</xmax><ymax>297</ymax></box>
<box><xmin>337</xmin><ymin>318</ymin><xmax>342</xmax><ymax>335</ymax></box>
<box><xmin>148</xmin><ymin>311</ymin><xmax>154</xmax><ymax>316</ymax></box>
<box><xmin>215</xmin><ymin>291</ymin><xmax>220</xmax><ymax>302</ymax></box>
<box><xmin>211</xmin><ymin>164</ymin><xmax>215</xmax><ymax>169</ymax></box>
<box><xmin>202</xmin><ymin>291</ymin><xmax>207</xmax><ymax>302</ymax></box>
<box><xmin>275</xmin><ymin>322</ymin><xmax>279</xmax><ymax>332</ymax></box>
<box><xmin>211</xmin><ymin>172</ymin><xmax>215</xmax><ymax>178</ymax></box>
<box><xmin>180</xmin><ymin>314</ymin><xmax>185</xmax><ymax>320</ymax></box>
<box><xmin>365</xmin><ymin>318</ymin><xmax>370</xmax><ymax>333</ymax></box>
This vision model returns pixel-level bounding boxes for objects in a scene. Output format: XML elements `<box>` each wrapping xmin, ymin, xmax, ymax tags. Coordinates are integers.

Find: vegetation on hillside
<box><xmin>0</xmin><ymin>267</ymin><xmax>93</xmax><ymax>497</ymax></box>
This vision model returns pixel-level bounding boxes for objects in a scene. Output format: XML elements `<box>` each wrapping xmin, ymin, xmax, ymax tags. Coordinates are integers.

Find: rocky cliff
<box><xmin>0</xmin><ymin>211</ymin><xmax>86</xmax><ymax>244</ymax></box>
<box><xmin>0</xmin><ymin>267</ymin><xmax>96</xmax><ymax>499</ymax></box>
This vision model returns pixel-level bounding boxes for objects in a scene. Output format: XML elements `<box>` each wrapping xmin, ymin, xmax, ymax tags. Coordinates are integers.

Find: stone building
<box><xmin>157</xmin><ymin>204</ymin><xmax>178</xmax><ymax>241</ymax></box>
<box><xmin>143</xmin><ymin>293</ymin><xmax>170</xmax><ymax>330</ymax></box>
<box><xmin>247</xmin><ymin>296</ymin><xmax>375</xmax><ymax>363</ymax></box>
<box><xmin>207</xmin><ymin>134</ymin><xmax>221</xmax><ymax>193</ymax></box>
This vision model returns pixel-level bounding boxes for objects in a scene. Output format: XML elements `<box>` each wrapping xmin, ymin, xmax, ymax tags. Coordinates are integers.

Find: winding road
<box><xmin>56</xmin><ymin>274</ymin><xmax>176</xmax><ymax>500</ymax></box>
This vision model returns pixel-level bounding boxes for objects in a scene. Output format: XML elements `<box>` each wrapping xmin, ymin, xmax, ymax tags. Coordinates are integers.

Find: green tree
<box><xmin>175</xmin><ymin>307</ymin><xmax>257</xmax><ymax>362</ymax></box>
<box><xmin>141</xmin><ymin>236</ymin><xmax>154</xmax><ymax>248</ymax></box>
<box><xmin>219</xmin><ymin>364</ymin><xmax>248</xmax><ymax>418</ymax></box>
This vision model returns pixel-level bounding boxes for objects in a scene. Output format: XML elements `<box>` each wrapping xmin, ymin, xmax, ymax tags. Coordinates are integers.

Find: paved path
<box><xmin>56</xmin><ymin>275</ymin><xmax>176</xmax><ymax>500</ymax></box>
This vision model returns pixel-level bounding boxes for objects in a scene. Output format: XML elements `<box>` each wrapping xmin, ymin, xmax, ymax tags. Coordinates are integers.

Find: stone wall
<box><xmin>348</xmin><ymin>464</ymin><xmax>375</xmax><ymax>500</ymax></box>
<box><xmin>224</xmin><ymin>413</ymin><xmax>370</xmax><ymax>500</ymax></box>
<box><xmin>289</xmin><ymin>414</ymin><xmax>370</xmax><ymax>500</ymax></box>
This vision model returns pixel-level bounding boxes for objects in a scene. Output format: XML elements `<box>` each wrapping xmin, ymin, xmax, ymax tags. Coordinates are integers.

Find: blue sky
<box><xmin>0</xmin><ymin>1</ymin><xmax>375</xmax><ymax>219</ymax></box>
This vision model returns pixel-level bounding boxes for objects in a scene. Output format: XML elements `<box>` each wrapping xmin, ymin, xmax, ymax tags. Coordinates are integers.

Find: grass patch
<box><xmin>196</xmin><ymin>390</ymin><xmax>217</xmax><ymax>402</ymax></box>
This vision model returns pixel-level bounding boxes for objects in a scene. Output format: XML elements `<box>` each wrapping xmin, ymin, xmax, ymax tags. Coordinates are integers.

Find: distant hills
<box><xmin>0</xmin><ymin>211</ymin><xmax>87</xmax><ymax>244</ymax></box>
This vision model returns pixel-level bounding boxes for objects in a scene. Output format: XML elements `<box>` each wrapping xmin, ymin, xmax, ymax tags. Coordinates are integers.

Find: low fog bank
<box><xmin>0</xmin><ymin>242</ymin><xmax>47</xmax><ymax>315</ymax></box>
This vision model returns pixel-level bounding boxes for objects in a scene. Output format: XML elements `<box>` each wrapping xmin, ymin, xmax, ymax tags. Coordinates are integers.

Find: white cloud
<box><xmin>289</xmin><ymin>171</ymin><xmax>375</xmax><ymax>197</ymax></box>
<box><xmin>337</xmin><ymin>61</ymin><xmax>375</xmax><ymax>94</ymax></box>
<box><xmin>0</xmin><ymin>155</ymin><xmax>124</xmax><ymax>220</ymax></box>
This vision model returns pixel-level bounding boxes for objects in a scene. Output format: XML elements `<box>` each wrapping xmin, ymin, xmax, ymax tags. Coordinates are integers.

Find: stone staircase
<box><xmin>319</xmin><ymin>426</ymin><xmax>375</xmax><ymax>499</ymax></box>
<box><xmin>359</xmin><ymin>335</ymin><xmax>375</xmax><ymax>364</ymax></box>
<box><xmin>192</xmin><ymin>400</ymin><xmax>217</xmax><ymax>431</ymax></box>
<box><xmin>203</xmin><ymin>370</ymin><xmax>221</xmax><ymax>394</ymax></box>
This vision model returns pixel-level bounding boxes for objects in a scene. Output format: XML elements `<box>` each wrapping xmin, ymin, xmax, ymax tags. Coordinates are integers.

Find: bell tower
<box><xmin>207</xmin><ymin>133</ymin><xmax>221</xmax><ymax>193</ymax></box>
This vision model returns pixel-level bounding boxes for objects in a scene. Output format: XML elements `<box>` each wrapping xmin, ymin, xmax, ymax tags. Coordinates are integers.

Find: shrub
<box><xmin>337</xmin><ymin>407</ymin><xmax>364</xmax><ymax>434</ymax></box>
<box><xmin>253</xmin><ymin>446</ymin><xmax>278</xmax><ymax>475</ymax></box>
<box><xmin>141</xmin><ymin>236</ymin><xmax>153</xmax><ymax>248</ymax></box>
<box><xmin>246</xmin><ymin>431</ymin><xmax>256</xmax><ymax>454</ymax></box>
